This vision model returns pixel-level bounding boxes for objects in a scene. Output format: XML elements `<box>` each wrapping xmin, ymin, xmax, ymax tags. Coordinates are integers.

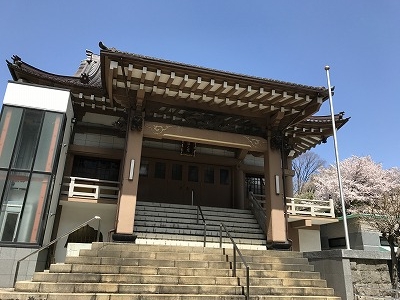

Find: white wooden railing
<box><xmin>286</xmin><ymin>197</ymin><xmax>335</xmax><ymax>218</ymax></box>
<box><xmin>251</xmin><ymin>193</ymin><xmax>335</xmax><ymax>219</ymax></box>
<box><xmin>62</xmin><ymin>176</ymin><xmax>119</xmax><ymax>200</ymax></box>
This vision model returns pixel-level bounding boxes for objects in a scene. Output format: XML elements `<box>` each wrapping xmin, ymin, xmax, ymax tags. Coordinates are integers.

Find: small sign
<box><xmin>181</xmin><ymin>141</ymin><xmax>196</xmax><ymax>156</ymax></box>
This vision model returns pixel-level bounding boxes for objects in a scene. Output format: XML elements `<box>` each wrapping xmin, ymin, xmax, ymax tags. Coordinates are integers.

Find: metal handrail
<box><xmin>196</xmin><ymin>205</ymin><xmax>207</xmax><ymax>247</ymax></box>
<box><xmin>248</xmin><ymin>191</ymin><xmax>267</xmax><ymax>236</ymax></box>
<box><xmin>13</xmin><ymin>215</ymin><xmax>101</xmax><ymax>287</ymax></box>
<box><xmin>219</xmin><ymin>223</ymin><xmax>250</xmax><ymax>300</ymax></box>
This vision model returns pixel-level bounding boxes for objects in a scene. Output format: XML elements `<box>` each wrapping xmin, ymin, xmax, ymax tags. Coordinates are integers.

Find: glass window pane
<box><xmin>188</xmin><ymin>166</ymin><xmax>198</xmax><ymax>182</ymax></box>
<box><xmin>71</xmin><ymin>156</ymin><xmax>120</xmax><ymax>181</ymax></box>
<box><xmin>172</xmin><ymin>164</ymin><xmax>182</xmax><ymax>180</ymax></box>
<box><xmin>139</xmin><ymin>161</ymin><xmax>149</xmax><ymax>177</ymax></box>
<box><xmin>1</xmin><ymin>213</ymin><xmax>19</xmax><ymax>241</ymax></box>
<box><xmin>16</xmin><ymin>173</ymin><xmax>50</xmax><ymax>243</ymax></box>
<box><xmin>0</xmin><ymin>170</ymin><xmax>7</xmax><ymax>199</ymax></box>
<box><xmin>33</xmin><ymin>112</ymin><xmax>63</xmax><ymax>172</ymax></box>
<box><xmin>220</xmin><ymin>169</ymin><xmax>230</xmax><ymax>185</ymax></box>
<box><xmin>154</xmin><ymin>162</ymin><xmax>166</xmax><ymax>179</ymax></box>
<box><xmin>0</xmin><ymin>171</ymin><xmax>29</xmax><ymax>242</ymax></box>
<box><xmin>0</xmin><ymin>106</ymin><xmax>23</xmax><ymax>168</ymax></box>
<box><xmin>204</xmin><ymin>166</ymin><xmax>214</xmax><ymax>184</ymax></box>
<box><xmin>11</xmin><ymin>110</ymin><xmax>43</xmax><ymax>170</ymax></box>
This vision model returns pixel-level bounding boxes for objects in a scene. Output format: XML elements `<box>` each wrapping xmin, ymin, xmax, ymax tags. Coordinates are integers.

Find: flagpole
<box><xmin>325</xmin><ymin>66</ymin><xmax>351</xmax><ymax>250</ymax></box>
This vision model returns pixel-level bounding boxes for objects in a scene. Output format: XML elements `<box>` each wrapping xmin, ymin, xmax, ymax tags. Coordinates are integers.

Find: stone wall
<box><xmin>0</xmin><ymin>246</ymin><xmax>39</xmax><ymax>288</ymax></box>
<box><xmin>305</xmin><ymin>250</ymin><xmax>394</xmax><ymax>300</ymax></box>
<box><xmin>351</xmin><ymin>258</ymin><xmax>394</xmax><ymax>299</ymax></box>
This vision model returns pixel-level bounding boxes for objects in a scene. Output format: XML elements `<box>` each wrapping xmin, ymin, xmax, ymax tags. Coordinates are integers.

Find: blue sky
<box><xmin>0</xmin><ymin>1</ymin><xmax>399</xmax><ymax>168</ymax></box>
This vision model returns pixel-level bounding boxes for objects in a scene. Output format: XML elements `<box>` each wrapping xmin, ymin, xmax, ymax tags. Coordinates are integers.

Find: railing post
<box><xmin>246</xmin><ymin>265</ymin><xmax>250</xmax><ymax>300</ymax></box>
<box><xmin>96</xmin><ymin>217</ymin><xmax>101</xmax><ymax>242</ymax></box>
<box><xmin>329</xmin><ymin>198</ymin><xmax>335</xmax><ymax>217</ymax></box>
<box><xmin>232</xmin><ymin>246</ymin><xmax>237</xmax><ymax>277</ymax></box>
<box><xmin>219</xmin><ymin>224</ymin><xmax>222</xmax><ymax>248</ymax></box>
<box><xmin>68</xmin><ymin>177</ymin><xmax>75</xmax><ymax>197</ymax></box>
<box><xmin>13</xmin><ymin>260</ymin><xmax>21</xmax><ymax>287</ymax></box>
<box><xmin>203</xmin><ymin>223</ymin><xmax>206</xmax><ymax>247</ymax></box>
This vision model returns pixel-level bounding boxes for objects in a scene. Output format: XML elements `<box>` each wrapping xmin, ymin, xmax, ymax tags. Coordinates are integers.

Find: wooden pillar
<box><xmin>264</xmin><ymin>146</ymin><xmax>288</xmax><ymax>247</ymax></box>
<box><xmin>234</xmin><ymin>167</ymin><xmax>245</xmax><ymax>209</ymax></box>
<box><xmin>285</xmin><ymin>157</ymin><xmax>295</xmax><ymax>198</ymax></box>
<box><xmin>115</xmin><ymin>114</ymin><xmax>143</xmax><ymax>235</ymax></box>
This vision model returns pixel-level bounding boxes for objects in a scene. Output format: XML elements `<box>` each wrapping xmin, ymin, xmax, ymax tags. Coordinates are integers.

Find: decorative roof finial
<box><xmin>85</xmin><ymin>49</ymin><xmax>93</xmax><ymax>63</ymax></box>
<box><xmin>99</xmin><ymin>41</ymin><xmax>108</xmax><ymax>50</ymax></box>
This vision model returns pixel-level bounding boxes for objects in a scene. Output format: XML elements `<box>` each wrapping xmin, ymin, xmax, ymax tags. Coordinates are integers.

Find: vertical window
<box><xmin>204</xmin><ymin>166</ymin><xmax>214</xmax><ymax>184</ymax></box>
<box><xmin>71</xmin><ymin>156</ymin><xmax>120</xmax><ymax>181</ymax></box>
<box><xmin>245</xmin><ymin>175</ymin><xmax>265</xmax><ymax>195</ymax></box>
<box><xmin>220</xmin><ymin>169</ymin><xmax>230</xmax><ymax>185</ymax></box>
<box><xmin>154</xmin><ymin>162</ymin><xmax>166</xmax><ymax>179</ymax></box>
<box><xmin>139</xmin><ymin>161</ymin><xmax>149</xmax><ymax>177</ymax></box>
<box><xmin>172</xmin><ymin>164</ymin><xmax>182</xmax><ymax>180</ymax></box>
<box><xmin>0</xmin><ymin>106</ymin><xmax>64</xmax><ymax>244</ymax></box>
<box><xmin>188</xmin><ymin>165</ymin><xmax>198</xmax><ymax>182</ymax></box>
<box><xmin>0</xmin><ymin>171</ymin><xmax>29</xmax><ymax>242</ymax></box>
<box><xmin>17</xmin><ymin>173</ymin><xmax>51</xmax><ymax>243</ymax></box>
<box><xmin>33</xmin><ymin>113</ymin><xmax>62</xmax><ymax>172</ymax></box>
<box><xmin>11</xmin><ymin>110</ymin><xmax>43</xmax><ymax>170</ymax></box>
<box><xmin>0</xmin><ymin>106</ymin><xmax>23</xmax><ymax>168</ymax></box>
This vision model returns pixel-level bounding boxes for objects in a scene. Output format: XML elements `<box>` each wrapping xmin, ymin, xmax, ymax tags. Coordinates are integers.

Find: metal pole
<box><xmin>96</xmin><ymin>217</ymin><xmax>101</xmax><ymax>242</ymax></box>
<box><xmin>325</xmin><ymin>66</ymin><xmax>351</xmax><ymax>250</ymax></box>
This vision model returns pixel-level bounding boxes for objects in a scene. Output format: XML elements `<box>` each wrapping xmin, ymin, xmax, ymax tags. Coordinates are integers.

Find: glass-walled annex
<box><xmin>0</xmin><ymin>105</ymin><xmax>65</xmax><ymax>244</ymax></box>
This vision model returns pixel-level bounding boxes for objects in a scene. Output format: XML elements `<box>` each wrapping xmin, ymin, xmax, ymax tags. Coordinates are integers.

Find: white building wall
<box><xmin>298</xmin><ymin>229</ymin><xmax>321</xmax><ymax>252</ymax></box>
<box><xmin>3</xmin><ymin>81</ymin><xmax>71</xmax><ymax>113</ymax></box>
<box><xmin>54</xmin><ymin>202</ymin><xmax>117</xmax><ymax>262</ymax></box>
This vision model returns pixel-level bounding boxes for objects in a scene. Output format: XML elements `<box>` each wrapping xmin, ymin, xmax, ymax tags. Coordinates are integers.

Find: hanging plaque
<box><xmin>181</xmin><ymin>141</ymin><xmax>196</xmax><ymax>156</ymax></box>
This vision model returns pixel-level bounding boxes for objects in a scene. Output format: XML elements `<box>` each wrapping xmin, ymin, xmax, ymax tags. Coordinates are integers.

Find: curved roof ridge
<box><xmin>99</xmin><ymin>42</ymin><xmax>328</xmax><ymax>94</ymax></box>
<box><xmin>7</xmin><ymin>55</ymin><xmax>102</xmax><ymax>88</ymax></box>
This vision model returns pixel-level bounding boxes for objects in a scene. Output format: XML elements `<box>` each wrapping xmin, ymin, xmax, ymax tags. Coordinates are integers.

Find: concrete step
<box><xmin>14</xmin><ymin>280</ymin><xmax>335</xmax><ymax>297</ymax></box>
<box><xmin>33</xmin><ymin>272</ymin><xmax>328</xmax><ymax>288</ymax></box>
<box><xmin>1</xmin><ymin>241</ymin><xmax>340</xmax><ymax>300</ymax></box>
<box><xmin>134</xmin><ymin>233</ymin><xmax>267</xmax><ymax>245</ymax></box>
<box><xmin>78</xmin><ymin>248</ymin><xmax>308</xmax><ymax>266</ymax></box>
<box><xmin>134</xmin><ymin>220</ymin><xmax>262</xmax><ymax>232</ymax></box>
<box><xmin>0</xmin><ymin>291</ymin><xmax>342</xmax><ymax>299</ymax></box>
<box><xmin>15</xmin><ymin>281</ymin><xmax>244</xmax><ymax>295</ymax></box>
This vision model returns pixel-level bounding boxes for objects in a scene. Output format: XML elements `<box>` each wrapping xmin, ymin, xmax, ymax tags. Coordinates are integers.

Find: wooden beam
<box><xmin>154</xmin><ymin>69</ymin><xmax>161</xmax><ymax>85</ymax></box>
<box><xmin>140</xmin><ymin>66</ymin><xmax>147</xmax><ymax>83</ymax></box>
<box><xmin>203</xmin><ymin>79</ymin><xmax>215</xmax><ymax>94</ymax></box>
<box><xmin>107</xmin><ymin>60</ymin><xmax>118</xmax><ymax>107</ymax></box>
<box><xmin>214</xmin><ymin>81</ymin><xmax>228</xmax><ymax>95</ymax></box>
<box><xmin>270</xmin><ymin>110</ymin><xmax>285</xmax><ymax>127</ymax></box>
<box><xmin>289</xmin><ymin>219</ymin><xmax>312</xmax><ymax>229</ymax></box>
<box><xmin>236</xmin><ymin>149</ymin><xmax>248</xmax><ymax>160</ymax></box>
<box><xmin>166</xmin><ymin>72</ymin><xmax>175</xmax><ymax>88</ymax></box>
<box><xmin>190</xmin><ymin>76</ymin><xmax>202</xmax><ymax>91</ymax></box>
<box><xmin>225</xmin><ymin>83</ymin><xmax>239</xmax><ymax>98</ymax></box>
<box><xmin>179</xmin><ymin>74</ymin><xmax>189</xmax><ymax>90</ymax></box>
<box><xmin>144</xmin><ymin>121</ymin><xmax>268</xmax><ymax>152</ymax></box>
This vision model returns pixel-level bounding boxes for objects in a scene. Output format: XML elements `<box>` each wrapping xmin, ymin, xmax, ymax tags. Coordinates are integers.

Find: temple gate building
<box><xmin>0</xmin><ymin>43</ymin><xmax>349</xmax><ymax>287</ymax></box>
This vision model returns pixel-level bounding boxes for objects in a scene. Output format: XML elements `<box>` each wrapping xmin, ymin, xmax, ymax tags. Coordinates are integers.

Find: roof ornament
<box><xmin>80</xmin><ymin>73</ymin><xmax>89</xmax><ymax>84</ymax></box>
<box><xmin>99</xmin><ymin>41</ymin><xmax>109</xmax><ymax>50</ymax></box>
<box><xmin>85</xmin><ymin>49</ymin><xmax>93</xmax><ymax>63</ymax></box>
<box><xmin>99</xmin><ymin>41</ymin><xmax>117</xmax><ymax>52</ymax></box>
<box><xmin>12</xmin><ymin>55</ymin><xmax>22</xmax><ymax>66</ymax></box>
<box><xmin>113</xmin><ymin>117</ymin><xmax>127</xmax><ymax>131</ymax></box>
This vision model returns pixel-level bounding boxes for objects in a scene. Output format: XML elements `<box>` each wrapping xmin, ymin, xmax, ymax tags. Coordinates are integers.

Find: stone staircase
<box><xmin>0</xmin><ymin>242</ymin><xmax>341</xmax><ymax>299</ymax></box>
<box><xmin>134</xmin><ymin>201</ymin><xmax>267</xmax><ymax>249</ymax></box>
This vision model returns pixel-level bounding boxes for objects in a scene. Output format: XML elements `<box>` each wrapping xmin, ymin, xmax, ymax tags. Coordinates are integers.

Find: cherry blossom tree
<box><xmin>312</xmin><ymin>156</ymin><xmax>397</xmax><ymax>214</ymax></box>
<box><xmin>310</xmin><ymin>155</ymin><xmax>400</xmax><ymax>287</ymax></box>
